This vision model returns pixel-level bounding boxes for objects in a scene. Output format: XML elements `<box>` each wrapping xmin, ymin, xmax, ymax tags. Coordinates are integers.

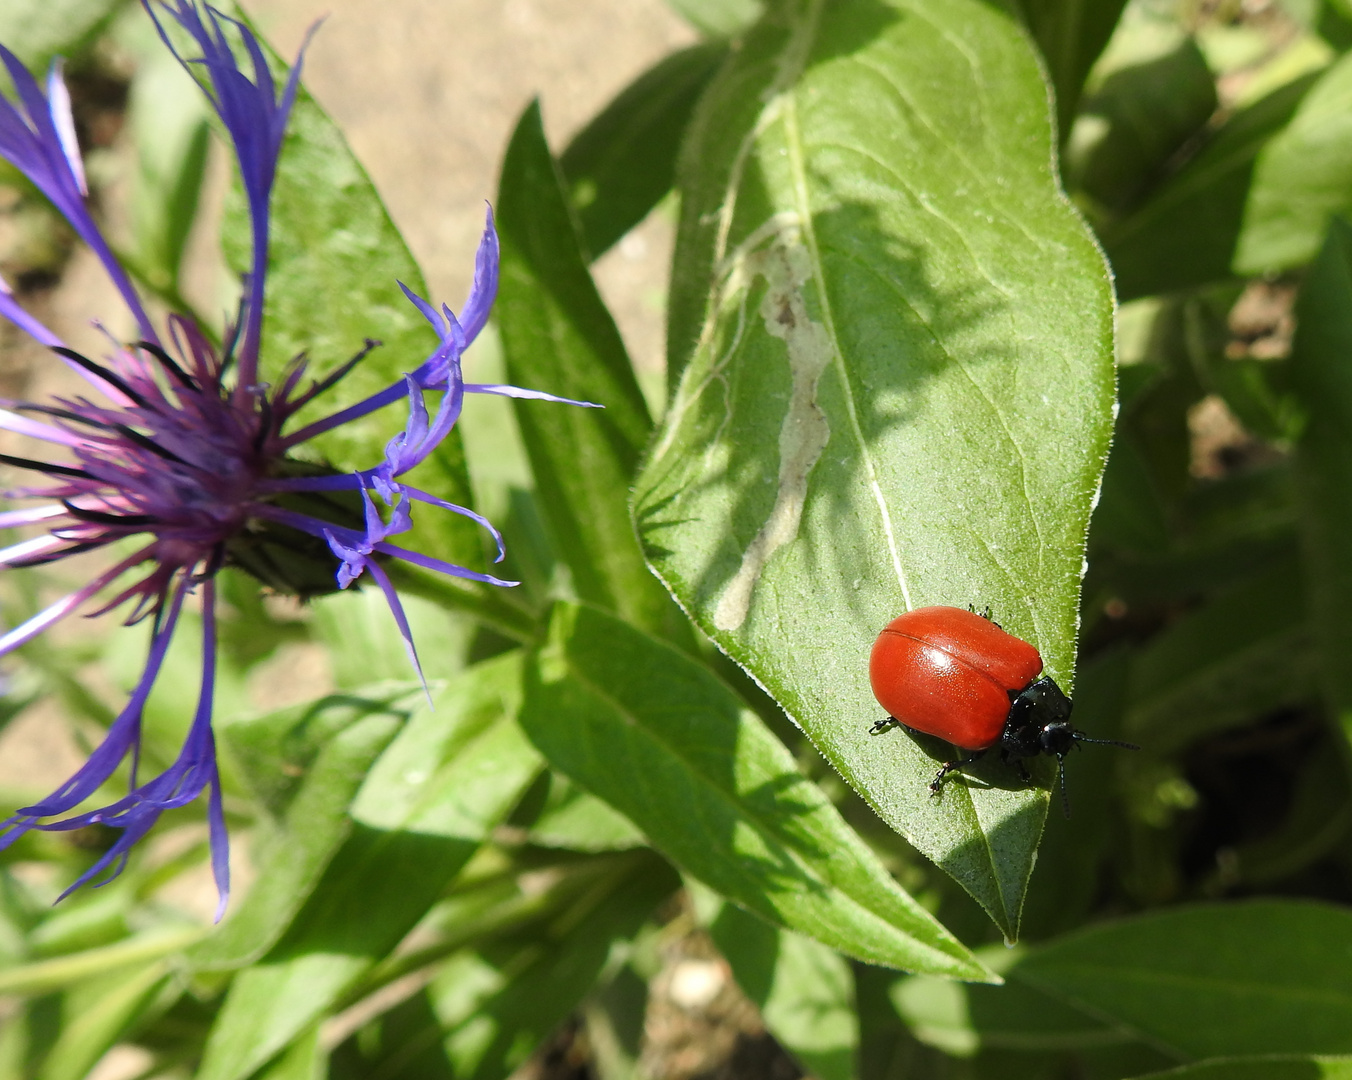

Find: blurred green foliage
<box><xmin>4</xmin><ymin>0</ymin><xmax>1352</xmax><ymax>1078</ymax></box>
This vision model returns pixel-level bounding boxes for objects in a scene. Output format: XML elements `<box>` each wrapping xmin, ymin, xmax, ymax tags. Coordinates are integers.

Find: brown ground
<box><xmin>246</xmin><ymin>0</ymin><xmax>696</xmax><ymax>379</ymax></box>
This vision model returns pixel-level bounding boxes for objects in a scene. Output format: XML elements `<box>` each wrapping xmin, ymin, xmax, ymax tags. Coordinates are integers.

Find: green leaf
<box><xmin>890</xmin><ymin>947</ymin><xmax>1133</xmax><ymax>1058</ymax></box>
<box><xmin>191</xmin><ymin>689</ymin><xmax>412</xmax><ymax>971</ymax></box>
<box><xmin>1129</xmin><ymin>1056</ymin><xmax>1352</xmax><ymax>1080</ymax></box>
<box><xmin>221</xmin><ymin>21</ymin><xmax>481</xmax><ymax>568</ymax></box>
<box><xmin>1222</xmin><ymin>746</ymin><xmax>1352</xmax><ymax>888</ymax></box>
<box><xmin>0</xmin><ymin>0</ymin><xmax>125</xmax><ymax>71</ymax></box>
<box><xmin>1100</xmin><ymin>73</ymin><xmax>1319</xmax><ymax>300</ymax></box>
<box><xmin>1322</xmin><ymin>1</ymin><xmax>1352</xmax><ymax>48</ymax></box>
<box><xmin>706</xmin><ymin>899</ymin><xmax>858</xmax><ymax>1080</ymax></box>
<box><xmin>1123</xmin><ymin>553</ymin><xmax>1316</xmax><ymax>752</ymax></box>
<box><xmin>1290</xmin><ymin>218</ymin><xmax>1352</xmax><ymax>737</ymax></box>
<box><xmin>1236</xmin><ymin>55</ymin><xmax>1352</xmax><ymax>274</ymax></box>
<box><xmin>36</xmin><ymin>964</ymin><xmax>169</xmax><ymax>1080</ymax></box>
<box><xmin>425</xmin><ymin>852</ymin><xmax>678</xmax><ymax>1080</ymax></box>
<box><xmin>584</xmin><ymin>964</ymin><xmax>649</xmax><ymax>1080</ymax></box>
<box><xmin>854</xmin><ymin>961</ymin><xmax>939</xmax><ymax>1080</ymax></box>
<box><xmin>311</xmin><ymin>586</ymin><xmax>473</xmax><ymax>689</ymax></box>
<box><xmin>27</xmin><ymin>885</ymin><xmax>131</xmax><ymax>960</ymax></box>
<box><xmin>521</xmin><ymin>602</ymin><xmax>992</xmax><ymax>979</ymax></box>
<box><xmin>1012</xmin><ymin>901</ymin><xmax>1352</xmax><ymax>1059</ymax></box>
<box><xmin>327</xmin><ymin>991</ymin><xmax>454</xmax><ymax>1080</ymax></box>
<box><xmin>254</xmin><ymin>1026</ymin><xmax>324</xmax><ymax>1080</ymax></box>
<box><xmin>496</xmin><ymin>102</ymin><xmax>682</xmax><ymax>637</ymax></box>
<box><xmin>196</xmin><ymin>657</ymin><xmax>539</xmax><ymax>1080</ymax></box>
<box><xmin>527</xmin><ymin>774</ymin><xmax>648</xmax><ymax>852</ymax></box>
<box><xmin>636</xmin><ymin>0</ymin><xmax>1114</xmax><ymax>941</ymax></box>
<box><xmin>1089</xmin><ymin>427</ymin><xmax>1174</xmax><ymax>557</ymax></box>
<box><xmin>0</xmin><ymin>928</ymin><xmax>204</xmax><ymax>998</ymax></box>
<box><xmin>1018</xmin><ymin>0</ymin><xmax>1132</xmax><ymax>138</ymax></box>
<box><xmin>124</xmin><ymin>50</ymin><xmax>211</xmax><ymax>298</ymax></box>
<box><xmin>1017</xmin><ymin>647</ymin><xmax>1132</xmax><ymax>941</ymax></box>
<box><xmin>561</xmin><ymin>43</ymin><xmax>728</xmax><ymax>259</ymax></box>
<box><xmin>1065</xmin><ymin>21</ymin><xmax>1217</xmax><ymax>216</ymax></box>
<box><xmin>664</xmin><ymin>0</ymin><xmax>765</xmax><ymax>37</ymax></box>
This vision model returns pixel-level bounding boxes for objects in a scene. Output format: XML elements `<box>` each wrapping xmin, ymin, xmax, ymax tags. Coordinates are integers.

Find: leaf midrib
<box><xmin>555</xmin><ymin>647</ymin><xmax>971</xmax><ymax>965</ymax></box>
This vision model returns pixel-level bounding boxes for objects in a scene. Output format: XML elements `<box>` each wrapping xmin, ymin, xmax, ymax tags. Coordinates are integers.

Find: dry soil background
<box><xmin>244</xmin><ymin>0</ymin><xmax>697</xmax><ymax>376</ymax></box>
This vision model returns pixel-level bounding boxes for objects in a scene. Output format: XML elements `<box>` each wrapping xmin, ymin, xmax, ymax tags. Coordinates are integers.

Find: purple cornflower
<box><xmin>0</xmin><ymin>1</ymin><xmax>593</xmax><ymax>916</ymax></box>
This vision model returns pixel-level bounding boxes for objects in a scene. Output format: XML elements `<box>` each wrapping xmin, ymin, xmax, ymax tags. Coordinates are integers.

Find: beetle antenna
<box><xmin>1056</xmin><ymin>755</ymin><xmax>1071</xmax><ymax>818</ymax></box>
<box><xmin>1072</xmin><ymin>734</ymin><xmax>1141</xmax><ymax>750</ymax></box>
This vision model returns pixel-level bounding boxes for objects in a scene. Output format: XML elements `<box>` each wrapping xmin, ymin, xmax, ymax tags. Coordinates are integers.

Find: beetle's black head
<box><xmin>1004</xmin><ymin>677</ymin><xmax>1140</xmax><ymax>817</ymax></box>
<box><xmin>1039</xmin><ymin>720</ymin><xmax>1078</xmax><ymax>758</ymax></box>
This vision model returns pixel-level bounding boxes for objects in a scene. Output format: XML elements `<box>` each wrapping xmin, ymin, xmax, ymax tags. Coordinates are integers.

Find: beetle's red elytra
<box><xmin>868</xmin><ymin>605</ymin><xmax>1137</xmax><ymax>813</ymax></box>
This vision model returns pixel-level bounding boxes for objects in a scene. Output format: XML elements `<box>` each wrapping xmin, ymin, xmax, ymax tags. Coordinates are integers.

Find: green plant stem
<box><xmin>0</xmin><ymin>927</ymin><xmax>208</xmax><ymax>997</ymax></box>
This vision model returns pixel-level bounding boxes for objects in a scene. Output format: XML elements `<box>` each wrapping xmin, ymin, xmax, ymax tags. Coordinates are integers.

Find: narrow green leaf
<box><xmin>1065</xmin><ymin>23</ymin><xmax>1217</xmax><ymax>215</ymax></box>
<box><xmin>0</xmin><ymin>928</ymin><xmax>204</xmax><ymax>998</ymax></box>
<box><xmin>1012</xmin><ymin>901</ymin><xmax>1352</xmax><ymax>1059</ymax></box>
<box><xmin>222</xmin><ymin>21</ymin><xmax>481</xmax><ymax>567</ymax></box>
<box><xmin>1101</xmin><ymin>73</ymin><xmax>1319</xmax><ymax>300</ymax></box>
<box><xmin>585</xmin><ymin>965</ymin><xmax>649</xmax><ymax>1080</ymax></box>
<box><xmin>1289</xmin><ymin>218</ymin><xmax>1352</xmax><ymax>738</ymax></box>
<box><xmin>496</xmin><ymin>102</ymin><xmax>683</xmax><ymax>637</ymax></box>
<box><xmin>1124</xmin><ymin>553</ymin><xmax>1315</xmax><ymax>752</ymax></box>
<box><xmin>664</xmin><ymin>0</ymin><xmax>765</xmax><ymax>37</ymax></box>
<box><xmin>311</xmin><ymin>587</ymin><xmax>474</xmax><ymax>689</ymax></box>
<box><xmin>1018</xmin><ymin>0</ymin><xmax>1131</xmax><ymax>137</ymax></box>
<box><xmin>527</xmin><ymin>775</ymin><xmax>648</xmax><ymax>852</ymax></box>
<box><xmin>327</xmin><ymin>991</ymin><xmax>453</xmax><ymax>1080</ymax></box>
<box><xmin>125</xmin><ymin>51</ymin><xmax>211</xmax><ymax>296</ymax></box>
<box><xmin>37</xmin><ymin>964</ymin><xmax>168</xmax><ymax>1080</ymax></box>
<box><xmin>707</xmin><ymin>900</ymin><xmax>859</xmax><ymax>1080</ymax></box>
<box><xmin>254</xmin><ymin>1025</ymin><xmax>324</xmax><ymax>1080</ymax></box>
<box><xmin>1129</xmin><ymin>1056</ymin><xmax>1352</xmax><ymax>1080</ymax></box>
<box><xmin>426</xmin><ymin>852</ymin><xmax>678</xmax><ymax>1080</ymax></box>
<box><xmin>521</xmin><ymin>603</ymin><xmax>992</xmax><ymax>979</ymax></box>
<box><xmin>196</xmin><ymin>657</ymin><xmax>539</xmax><ymax>1080</ymax></box>
<box><xmin>27</xmin><ymin>887</ymin><xmax>132</xmax><ymax>960</ymax></box>
<box><xmin>0</xmin><ymin>0</ymin><xmax>125</xmax><ymax>71</ymax></box>
<box><xmin>1224</xmin><ymin>747</ymin><xmax>1352</xmax><ymax>887</ymax></box>
<box><xmin>638</xmin><ymin>0</ymin><xmax>1113</xmax><ymax>941</ymax></box>
<box><xmin>854</xmin><ymin>962</ymin><xmax>954</xmax><ymax>1080</ymax></box>
<box><xmin>192</xmin><ymin>690</ymin><xmax>413</xmax><ymax>970</ymax></box>
<box><xmin>890</xmin><ymin>948</ymin><xmax>1132</xmax><ymax>1057</ymax></box>
<box><xmin>561</xmin><ymin>42</ymin><xmax>728</xmax><ymax>259</ymax></box>
<box><xmin>1237</xmin><ymin>54</ymin><xmax>1352</xmax><ymax>274</ymax></box>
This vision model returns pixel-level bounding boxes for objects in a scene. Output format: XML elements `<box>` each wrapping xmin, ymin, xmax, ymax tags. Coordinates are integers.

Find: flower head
<box><xmin>0</xmin><ymin>1</ymin><xmax>595</xmax><ymax>916</ymax></box>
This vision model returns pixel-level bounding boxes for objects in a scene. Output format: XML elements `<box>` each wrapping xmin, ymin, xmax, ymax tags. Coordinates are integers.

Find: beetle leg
<box><xmin>967</xmin><ymin>602</ymin><xmax>1001</xmax><ymax>628</ymax></box>
<box><xmin>869</xmin><ymin>716</ymin><xmax>900</xmax><ymax>735</ymax></box>
<box><xmin>995</xmin><ymin>747</ymin><xmax>1033</xmax><ymax>784</ymax></box>
<box><xmin>929</xmin><ymin>750</ymin><xmax>987</xmax><ymax>795</ymax></box>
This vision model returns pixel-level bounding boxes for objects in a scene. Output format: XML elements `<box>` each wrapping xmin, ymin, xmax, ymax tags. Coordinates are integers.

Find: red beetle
<box><xmin>868</xmin><ymin>605</ymin><xmax>1136</xmax><ymax>812</ymax></box>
